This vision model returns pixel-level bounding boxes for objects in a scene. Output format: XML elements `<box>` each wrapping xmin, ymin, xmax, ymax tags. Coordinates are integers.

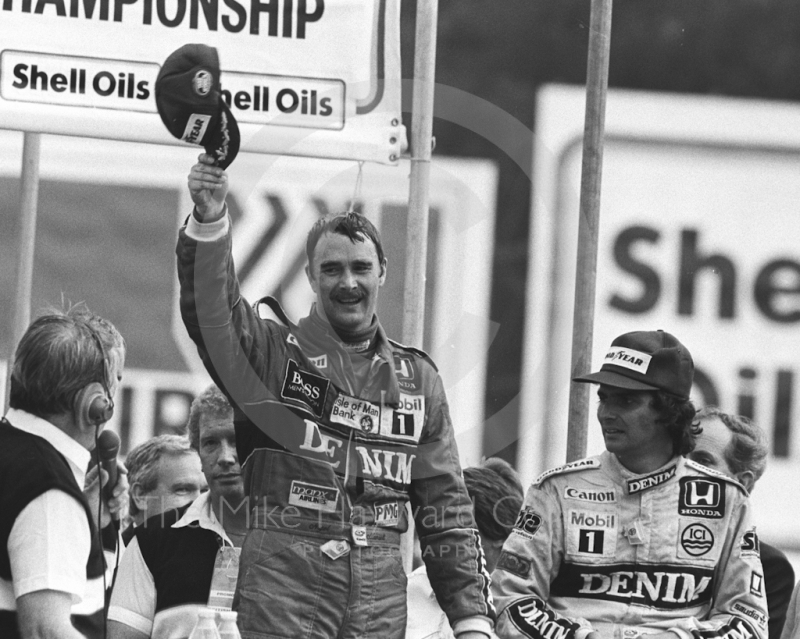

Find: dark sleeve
<box><xmin>762</xmin><ymin>542</ymin><xmax>796</xmax><ymax>639</ymax></box>
<box><xmin>176</xmin><ymin>223</ymin><xmax>283</xmax><ymax>405</ymax></box>
<box><xmin>408</xmin><ymin>372</ymin><xmax>495</xmax><ymax>627</ymax></box>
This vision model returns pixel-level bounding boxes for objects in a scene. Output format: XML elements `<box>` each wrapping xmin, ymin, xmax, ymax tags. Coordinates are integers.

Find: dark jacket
<box><xmin>176</xmin><ymin>219</ymin><xmax>495</xmax><ymax>627</ymax></box>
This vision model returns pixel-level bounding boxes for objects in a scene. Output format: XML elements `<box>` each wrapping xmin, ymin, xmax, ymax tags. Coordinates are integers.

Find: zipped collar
<box><xmin>256</xmin><ymin>296</ymin><xmax>401</xmax><ymax>406</ymax></box>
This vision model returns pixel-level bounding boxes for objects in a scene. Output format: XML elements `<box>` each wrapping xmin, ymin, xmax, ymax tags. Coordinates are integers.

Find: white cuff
<box><xmin>453</xmin><ymin>615</ymin><xmax>494</xmax><ymax>637</ymax></box>
<box><xmin>186</xmin><ymin>205</ymin><xmax>229</xmax><ymax>241</ymax></box>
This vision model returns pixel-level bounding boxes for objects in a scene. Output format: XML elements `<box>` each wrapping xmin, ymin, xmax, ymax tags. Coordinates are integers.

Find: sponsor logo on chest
<box><xmin>680</xmin><ymin>523</ymin><xmax>715</xmax><ymax>557</ymax></box>
<box><xmin>299</xmin><ymin>420</ymin><xmax>343</xmax><ymax>468</ymax></box>
<box><xmin>678</xmin><ymin>477</ymin><xmax>725</xmax><ymax>519</ymax></box>
<box><xmin>378</xmin><ymin>394</ymin><xmax>425</xmax><ymax>443</ymax></box>
<box><xmin>281</xmin><ymin>359</ymin><xmax>329</xmax><ymax>417</ymax></box>
<box><xmin>566</xmin><ymin>565</ymin><xmax>714</xmax><ymax>608</ymax></box>
<box><xmin>288</xmin><ymin>480</ymin><xmax>339</xmax><ymax>513</ymax></box>
<box><xmin>564</xmin><ymin>487</ymin><xmax>616</xmax><ymax>503</ymax></box>
<box><xmin>569</xmin><ymin>510</ymin><xmax>616</xmax><ymax>529</ymax></box>
<box><xmin>627</xmin><ymin>464</ymin><xmax>677</xmax><ymax>494</ymax></box>
<box><xmin>355</xmin><ymin>446</ymin><xmax>416</xmax><ymax>484</ymax></box>
<box><xmin>330</xmin><ymin>393</ymin><xmax>381</xmax><ymax>433</ymax></box>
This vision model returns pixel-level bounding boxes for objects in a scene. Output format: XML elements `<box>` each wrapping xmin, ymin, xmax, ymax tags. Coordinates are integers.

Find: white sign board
<box><xmin>522</xmin><ymin>84</ymin><xmax>800</xmax><ymax>548</ymax></box>
<box><xmin>0</xmin><ymin>0</ymin><xmax>404</xmax><ymax>163</ymax></box>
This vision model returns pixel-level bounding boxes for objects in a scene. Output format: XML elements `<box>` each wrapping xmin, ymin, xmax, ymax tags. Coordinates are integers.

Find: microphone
<box><xmin>97</xmin><ymin>430</ymin><xmax>121</xmax><ymax>509</ymax></box>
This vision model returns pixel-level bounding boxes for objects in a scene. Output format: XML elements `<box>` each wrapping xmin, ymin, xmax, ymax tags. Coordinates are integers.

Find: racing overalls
<box><xmin>492</xmin><ymin>452</ymin><xmax>768</xmax><ymax>639</ymax></box>
<box><xmin>176</xmin><ymin>212</ymin><xmax>494</xmax><ymax>639</ymax></box>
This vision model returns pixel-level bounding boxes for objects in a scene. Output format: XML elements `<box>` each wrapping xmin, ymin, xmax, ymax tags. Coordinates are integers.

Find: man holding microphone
<box><xmin>0</xmin><ymin>305</ymin><xmax>128</xmax><ymax>639</ymax></box>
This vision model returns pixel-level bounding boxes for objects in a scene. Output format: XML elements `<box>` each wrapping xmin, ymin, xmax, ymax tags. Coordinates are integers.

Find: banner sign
<box><xmin>0</xmin><ymin>0</ymin><xmax>404</xmax><ymax>163</ymax></box>
<box><xmin>522</xmin><ymin>84</ymin><xmax>800</xmax><ymax>548</ymax></box>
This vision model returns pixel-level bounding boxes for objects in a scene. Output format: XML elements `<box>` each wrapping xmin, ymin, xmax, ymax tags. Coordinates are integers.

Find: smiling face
<box><xmin>306</xmin><ymin>231</ymin><xmax>387</xmax><ymax>334</ymax></box>
<box><xmin>596</xmin><ymin>385</ymin><xmax>674</xmax><ymax>473</ymax></box>
<box><xmin>198</xmin><ymin>413</ymin><xmax>243</xmax><ymax>503</ymax></box>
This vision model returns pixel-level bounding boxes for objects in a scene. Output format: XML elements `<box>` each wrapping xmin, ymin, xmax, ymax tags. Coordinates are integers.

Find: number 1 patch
<box><xmin>578</xmin><ymin>529</ymin><xmax>605</xmax><ymax>554</ymax></box>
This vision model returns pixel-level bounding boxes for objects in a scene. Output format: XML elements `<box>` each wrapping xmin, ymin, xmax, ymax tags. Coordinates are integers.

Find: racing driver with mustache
<box><xmin>492</xmin><ymin>330</ymin><xmax>767</xmax><ymax>639</ymax></box>
<box><xmin>174</xmin><ymin>154</ymin><xmax>495</xmax><ymax>639</ymax></box>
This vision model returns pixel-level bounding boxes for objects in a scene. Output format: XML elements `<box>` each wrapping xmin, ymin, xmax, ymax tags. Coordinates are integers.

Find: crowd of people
<box><xmin>1</xmin><ymin>153</ymin><xmax>799</xmax><ymax>639</ymax></box>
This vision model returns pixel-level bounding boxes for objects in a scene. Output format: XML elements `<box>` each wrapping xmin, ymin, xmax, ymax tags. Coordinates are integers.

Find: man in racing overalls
<box><xmin>176</xmin><ymin>154</ymin><xmax>495</xmax><ymax>639</ymax></box>
<box><xmin>492</xmin><ymin>330</ymin><xmax>768</xmax><ymax>639</ymax></box>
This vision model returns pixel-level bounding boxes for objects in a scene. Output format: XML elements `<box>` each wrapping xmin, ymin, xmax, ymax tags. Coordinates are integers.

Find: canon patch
<box><xmin>281</xmin><ymin>359</ymin><xmax>329</xmax><ymax>417</ymax></box>
<box><xmin>679</xmin><ymin>477</ymin><xmax>725</xmax><ymax>519</ymax></box>
<box><xmin>564</xmin><ymin>487</ymin><xmax>616</xmax><ymax>503</ymax></box>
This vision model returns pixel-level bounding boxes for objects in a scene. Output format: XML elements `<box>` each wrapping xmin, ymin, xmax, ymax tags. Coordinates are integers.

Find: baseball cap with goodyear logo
<box><xmin>155</xmin><ymin>43</ymin><xmax>240</xmax><ymax>169</ymax></box>
<box><xmin>573</xmin><ymin>330</ymin><xmax>694</xmax><ymax>399</ymax></box>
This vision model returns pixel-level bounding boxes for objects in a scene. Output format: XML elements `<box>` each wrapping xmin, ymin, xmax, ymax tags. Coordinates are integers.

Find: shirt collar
<box><xmin>5</xmin><ymin>408</ymin><xmax>91</xmax><ymax>487</ymax></box>
<box><xmin>172</xmin><ymin>491</ymin><xmax>233</xmax><ymax>546</ymax></box>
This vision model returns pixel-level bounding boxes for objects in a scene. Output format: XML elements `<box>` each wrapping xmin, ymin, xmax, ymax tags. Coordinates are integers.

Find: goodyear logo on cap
<box><xmin>604</xmin><ymin>347</ymin><xmax>651</xmax><ymax>374</ymax></box>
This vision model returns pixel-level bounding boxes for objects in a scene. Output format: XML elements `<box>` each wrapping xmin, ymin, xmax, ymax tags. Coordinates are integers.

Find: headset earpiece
<box><xmin>75</xmin><ymin>382</ymin><xmax>114</xmax><ymax>427</ymax></box>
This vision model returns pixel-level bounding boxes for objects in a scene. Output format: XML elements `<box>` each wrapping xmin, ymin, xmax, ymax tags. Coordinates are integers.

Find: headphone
<box><xmin>74</xmin><ymin>323</ymin><xmax>115</xmax><ymax>427</ymax></box>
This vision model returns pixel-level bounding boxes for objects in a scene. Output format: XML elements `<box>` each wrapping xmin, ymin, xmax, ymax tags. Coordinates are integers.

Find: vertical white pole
<box><xmin>3</xmin><ymin>133</ymin><xmax>41</xmax><ymax>411</ymax></box>
<box><xmin>402</xmin><ymin>0</ymin><xmax>438</xmax><ymax>348</ymax></box>
<box><xmin>401</xmin><ymin>0</ymin><xmax>438</xmax><ymax>574</ymax></box>
<box><xmin>566</xmin><ymin>0</ymin><xmax>613</xmax><ymax>462</ymax></box>
<box><xmin>4</xmin><ymin>133</ymin><xmax>41</xmax><ymax>412</ymax></box>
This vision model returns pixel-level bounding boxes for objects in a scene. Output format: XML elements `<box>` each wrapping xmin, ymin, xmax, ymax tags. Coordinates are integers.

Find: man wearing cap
<box><xmin>492</xmin><ymin>330</ymin><xmax>768</xmax><ymax>639</ymax></box>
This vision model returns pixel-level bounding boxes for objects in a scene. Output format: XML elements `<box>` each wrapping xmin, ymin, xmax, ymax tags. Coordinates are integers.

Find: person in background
<box><xmin>0</xmin><ymin>305</ymin><xmax>127</xmax><ymax>639</ymax></box>
<box><xmin>492</xmin><ymin>330</ymin><xmax>768</xmax><ymax>639</ymax></box>
<box><xmin>107</xmin><ymin>384</ymin><xmax>247</xmax><ymax>639</ymax></box>
<box><xmin>407</xmin><ymin>457</ymin><xmax>524</xmax><ymax>639</ymax></box>
<box><xmin>689</xmin><ymin>407</ymin><xmax>795</xmax><ymax>639</ymax></box>
<box><xmin>122</xmin><ymin>434</ymin><xmax>206</xmax><ymax>545</ymax></box>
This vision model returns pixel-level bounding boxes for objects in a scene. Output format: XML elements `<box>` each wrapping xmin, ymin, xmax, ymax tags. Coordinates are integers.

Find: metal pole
<box><xmin>402</xmin><ymin>0</ymin><xmax>438</xmax><ymax>348</ymax></box>
<box><xmin>400</xmin><ymin>0</ymin><xmax>438</xmax><ymax>574</ymax></box>
<box><xmin>566</xmin><ymin>0</ymin><xmax>613</xmax><ymax>462</ymax></box>
<box><xmin>3</xmin><ymin>133</ymin><xmax>41</xmax><ymax>413</ymax></box>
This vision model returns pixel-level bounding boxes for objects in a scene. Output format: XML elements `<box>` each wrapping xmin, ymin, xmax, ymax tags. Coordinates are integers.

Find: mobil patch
<box><xmin>330</xmin><ymin>393</ymin><xmax>381</xmax><ymax>433</ymax></box>
<box><xmin>567</xmin><ymin>510</ymin><xmax>617</xmax><ymax>557</ymax></box>
<box><xmin>679</xmin><ymin>477</ymin><xmax>725</xmax><ymax>519</ymax></box>
<box><xmin>281</xmin><ymin>359</ymin><xmax>329</xmax><ymax>417</ymax></box>
<box><xmin>379</xmin><ymin>394</ymin><xmax>424</xmax><ymax>442</ymax></box>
